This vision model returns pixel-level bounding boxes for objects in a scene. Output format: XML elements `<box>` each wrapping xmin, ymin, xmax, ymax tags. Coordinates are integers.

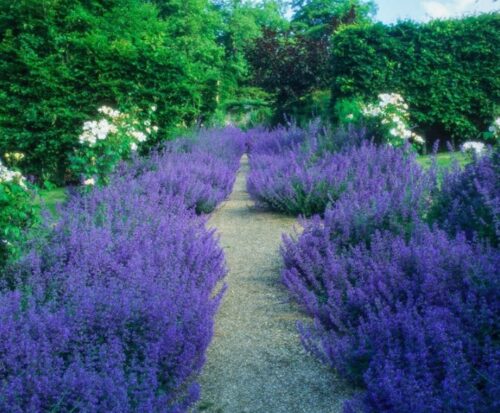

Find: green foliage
<box><xmin>153</xmin><ymin>0</ymin><xmax>224</xmax><ymax>117</ymax></box>
<box><xmin>331</xmin><ymin>14</ymin><xmax>500</xmax><ymax>145</ymax></box>
<box><xmin>334</xmin><ymin>97</ymin><xmax>365</xmax><ymax>125</ymax></box>
<box><xmin>0</xmin><ymin>172</ymin><xmax>39</xmax><ymax>273</ymax></box>
<box><xmin>0</xmin><ymin>0</ymin><xmax>223</xmax><ymax>184</ymax></box>
<box><xmin>417</xmin><ymin>152</ymin><xmax>469</xmax><ymax>170</ymax></box>
<box><xmin>283</xmin><ymin>90</ymin><xmax>332</xmax><ymax>125</ymax></box>
<box><xmin>37</xmin><ymin>188</ymin><xmax>67</xmax><ymax>217</ymax></box>
<box><xmin>246</xmin><ymin>0</ymin><xmax>375</xmax><ymax>124</ymax></box>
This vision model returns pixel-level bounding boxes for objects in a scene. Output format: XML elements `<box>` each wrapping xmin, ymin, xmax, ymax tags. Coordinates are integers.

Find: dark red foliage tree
<box><xmin>245</xmin><ymin>28</ymin><xmax>331</xmax><ymax>121</ymax></box>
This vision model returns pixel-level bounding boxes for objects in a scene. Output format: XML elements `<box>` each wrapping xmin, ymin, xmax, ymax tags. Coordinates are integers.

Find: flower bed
<box><xmin>117</xmin><ymin>128</ymin><xmax>247</xmax><ymax>214</ymax></box>
<box><xmin>278</xmin><ymin>141</ymin><xmax>499</xmax><ymax>412</ymax></box>
<box><xmin>429</xmin><ymin>148</ymin><xmax>499</xmax><ymax>247</ymax></box>
<box><xmin>0</xmin><ymin>128</ymin><xmax>245</xmax><ymax>412</ymax></box>
<box><xmin>247</xmin><ymin>124</ymin><xmax>426</xmax><ymax>217</ymax></box>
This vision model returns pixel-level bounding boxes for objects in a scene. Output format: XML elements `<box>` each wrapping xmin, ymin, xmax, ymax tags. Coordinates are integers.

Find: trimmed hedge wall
<box><xmin>331</xmin><ymin>14</ymin><xmax>500</xmax><ymax>145</ymax></box>
<box><xmin>0</xmin><ymin>0</ymin><xmax>221</xmax><ymax>184</ymax></box>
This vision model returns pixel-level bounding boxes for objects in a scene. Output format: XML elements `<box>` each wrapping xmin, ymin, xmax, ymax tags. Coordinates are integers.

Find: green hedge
<box><xmin>0</xmin><ymin>0</ymin><xmax>221</xmax><ymax>184</ymax></box>
<box><xmin>331</xmin><ymin>14</ymin><xmax>500</xmax><ymax>145</ymax></box>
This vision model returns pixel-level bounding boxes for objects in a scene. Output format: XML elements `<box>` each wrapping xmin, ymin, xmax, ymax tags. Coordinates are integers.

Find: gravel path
<box><xmin>195</xmin><ymin>155</ymin><xmax>350</xmax><ymax>413</ymax></box>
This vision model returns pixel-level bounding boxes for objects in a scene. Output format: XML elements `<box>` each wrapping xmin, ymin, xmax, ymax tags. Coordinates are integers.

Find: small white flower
<box><xmin>362</xmin><ymin>105</ymin><xmax>381</xmax><ymax>117</ymax></box>
<box><xmin>83</xmin><ymin>178</ymin><xmax>95</xmax><ymax>186</ymax></box>
<box><xmin>402</xmin><ymin>129</ymin><xmax>412</xmax><ymax>139</ymax></box>
<box><xmin>131</xmin><ymin>131</ymin><xmax>147</xmax><ymax>142</ymax></box>
<box><xmin>412</xmin><ymin>134</ymin><xmax>425</xmax><ymax>144</ymax></box>
<box><xmin>346</xmin><ymin>113</ymin><xmax>354</xmax><ymax>120</ymax></box>
<box><xmin>151</xmin><ymin>105</ymin><xmax>157</xmax><ymax>112</ymax></box>
<box><xmin>79</xmin><ymin>118</ymin><xmax>116</xmax><ymax>145</ymax></box>
<box><xmin>98</xmin><ymin>106</ymin><xmax>121</xmax><ymax>119</ymax></box>
<box><xmin>130</xmin><ymin>142</ymin><xmax>138</xmax><ymax>151</ymax></box>
<box><xmin>152</xmin><ymin>126</ymin><xmax>159</xmax><ymax>132</ymax></box>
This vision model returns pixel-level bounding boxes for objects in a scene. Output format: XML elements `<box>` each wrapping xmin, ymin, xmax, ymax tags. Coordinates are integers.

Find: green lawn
<box><xmin>417</xmin><ymin>152</ymin><xmax>469</xmax><ymax>169</ymax></box>
<box><xmin>37</xmin><ymin>187</ymin><xmax>67</xmax><ymax>215</ymax></box>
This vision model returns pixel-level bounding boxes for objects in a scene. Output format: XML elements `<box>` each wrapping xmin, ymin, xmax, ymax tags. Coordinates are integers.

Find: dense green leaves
<box><xmin>0</xmin><ymin>0</ymin><xmax>222</xmax><ymax>183</ymax></box>
<box><xmin>0</xmin><ymin>179</ymin><xmax>39</xmax><ymax>274</ymax></box>
<box><xmin>331</xmin><ymin>14</ymin><xmax>500</xmax><ymax>145</ymax></box>
<box><xmin>215</xmin><ymin>0</ymin><xmax>286</xmax><ymax>123</ymax></box>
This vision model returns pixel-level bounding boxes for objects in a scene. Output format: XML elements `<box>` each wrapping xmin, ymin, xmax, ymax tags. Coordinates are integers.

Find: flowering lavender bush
<box><xmin>121</xmin><ymin>151</ymin><xmax>238</xmax><ymax>214</ymax></box>
<box><xmin>430</xmin><ymin>148</ymin><xmax>499</xmax><ymax>246</ymax></box>
<box><xmin>281</xmin><ymin>143</ymin><xmax>433</xmax><ymax>314</ymax></box>
<box><xmin>247</xmin><ymin>124</ymin><xmax>336</xmax><ymax>215</ymax></box>
<box><xmin>285</xmin><ymin>227</ymin><xmax>499</xmax><ymax>413</ymax></box>
<box><xmin>190</xmin><ymin>127</ymin><xmax>248</xmax><ymax>163</ymax></box>
<box><xmin>247</xmin><ymin>124</ymin><xmax>308</xmax><ymax>156</ymax></box>
<box><xmin>0</xmin><ymin>169</ymin><xmax>227</xmax><ymax>412</ymax></box>
<box><xmin>279</xmin><ymin>138</ymin><xmax>499</xmax><ymax>411</ymax></box>
<box><xmin>248</xmin><ymin>128</ymin><xmax>429</xmax><ymax>217</ymax></box>
<box><xmin>116</xmin><ymin>127</ymin><xmax>247</xmax><ymax>214</ymax></box>
<box><xmin>0</xmin><ymin>127</ymin><xmax>247</xmax><ymax>411</ymax></box>
<box><xmin>247</xmin><ymin>148</ymin><xmax>348</xmax><ymax>216</ymax></box>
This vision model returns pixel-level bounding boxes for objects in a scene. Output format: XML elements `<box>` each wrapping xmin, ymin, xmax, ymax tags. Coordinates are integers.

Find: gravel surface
<box><xmin>195</xmin><ymin>155</ymin><xmax>350</xmax><ymax>413</ymax></box>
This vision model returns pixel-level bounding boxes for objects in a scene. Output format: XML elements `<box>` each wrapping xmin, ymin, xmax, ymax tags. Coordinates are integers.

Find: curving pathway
<box><xmin>195</xmin><ymin>155</ymin><xmax>349</xmax><ymax>413</ymax></box>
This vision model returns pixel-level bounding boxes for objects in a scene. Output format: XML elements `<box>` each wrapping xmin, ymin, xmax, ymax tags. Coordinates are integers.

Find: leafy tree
<box><xmin>292</xmin><ymin>0</ymin><xmax>376</xmax><ymax>38</ymax></box>
<box><xmin>246</xmin><ymin>28</ymin><xmax>331</xmax><ymax>117</ymax></box>
<box><xmin>246</xmin><ymin>0</ymin><xmax>373</xmax><ymax>122</ymax></box>
<box><xmin>213</xmin><ymin>0</ymin><xmax>287</xmax><ymax>121</ymax></box>
<box><xmin>151</xmin><ymin>0</ymin><xmax>224</xmax><ymax>118</ymax></box>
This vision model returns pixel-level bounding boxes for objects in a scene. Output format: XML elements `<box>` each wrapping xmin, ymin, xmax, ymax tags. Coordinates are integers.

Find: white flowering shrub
<box><xmin>359</xmin><ymin>93</ymin><xmax>425</xmax><ymax>150</ymax></box>
<box><xmin>70</xmin><ymin>106</ymin><xmax>158</xmax><ymax>185</ymax></box>
<box><xmin>0</xmin><ymin>159</ymin><xmax>38</xmax><ymax>270</ymax></box>
<box><xmin>0</xmin><ymin>160</ymin><xmax>26</xmax><ymax>189</ymax></box>
<box><xmin>461</xmin><ymin>141</ymin><xmax>486</xmax><ymax>156</ymax></box>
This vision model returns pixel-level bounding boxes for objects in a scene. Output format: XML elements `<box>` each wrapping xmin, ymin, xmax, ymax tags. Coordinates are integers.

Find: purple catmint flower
<box><xmin>247</xmin><ymin>125</ymin><xmax>429</xmax><ymax>217</ymax></box>
<box><xmin>430</xmin><ymin>148</ymin><xmax>499</xmax><ymax>246</ymax></box>
<box><xmin>0</xmin><ymin>127</ymin><xmax>246</xmax><ymax>412</ymax></box>
<box><xmin>276</xmin><ymin>126</ymin><xmax>498</xmax><ymax>412</ymax></box>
